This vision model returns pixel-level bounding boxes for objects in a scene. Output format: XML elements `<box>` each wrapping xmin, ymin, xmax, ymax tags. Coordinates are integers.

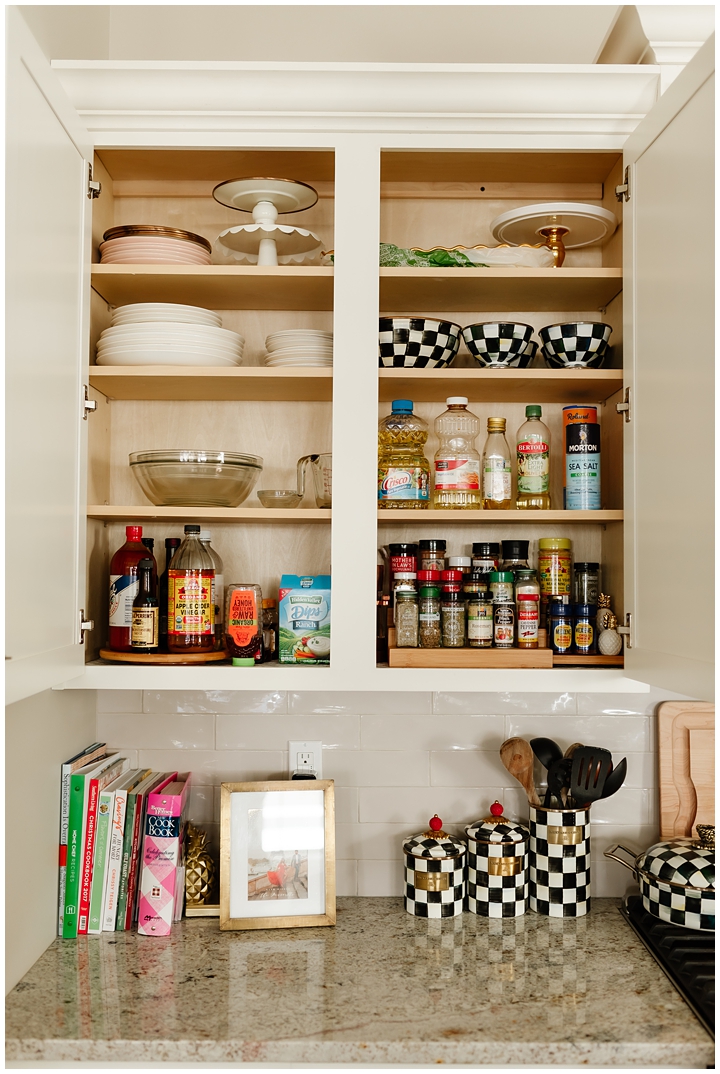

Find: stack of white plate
<box><xmin>96</xmin><ymin>304</ymin><xmax>244</xmax><ymax>367</ymax></box>
<box><xmin>99</xmin><ymin>226</ymin><xmax>212</xmax><ymax>266</ymax></box>
<box><xmin>264</xmin><ymin>329</ymin><xmax>333</xmax><ymax>367</ymax></box>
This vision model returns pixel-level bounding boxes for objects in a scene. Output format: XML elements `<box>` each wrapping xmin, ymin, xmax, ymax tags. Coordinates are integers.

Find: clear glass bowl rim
<box><xmin>129</xmin><ymin>449</ymin><xmax>263</xmax><ymax>467</ymax></box>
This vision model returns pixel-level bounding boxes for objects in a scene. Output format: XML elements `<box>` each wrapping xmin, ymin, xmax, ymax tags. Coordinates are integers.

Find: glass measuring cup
<box><xmin>297</xmin><ymin>453</ymin><xmax>332</xmax><ymax>508</ymax></box>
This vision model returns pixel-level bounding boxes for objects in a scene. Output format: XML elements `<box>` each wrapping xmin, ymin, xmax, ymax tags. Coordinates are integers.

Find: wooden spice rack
<box><xmin>386</xmin><ymin>631</ymin><xmax>623</xmax><ymax>669</ymax></box>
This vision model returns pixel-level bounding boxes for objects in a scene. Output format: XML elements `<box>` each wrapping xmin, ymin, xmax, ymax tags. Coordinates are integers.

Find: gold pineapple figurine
<box><xmin>185</xmin><ymin>823</ymin><xmax>216</xmax><ymax>906</ymax></box>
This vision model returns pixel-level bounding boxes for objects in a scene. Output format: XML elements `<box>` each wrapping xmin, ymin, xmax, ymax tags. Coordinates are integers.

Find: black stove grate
<box><xmin>621</xmin><ymin>894</ymin><xmax>714</xmax><ymax>1040</ymax></box>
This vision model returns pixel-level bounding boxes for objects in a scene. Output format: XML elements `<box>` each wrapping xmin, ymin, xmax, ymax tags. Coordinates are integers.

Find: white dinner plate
<box><xmin>95</xmin><ymin>349</ymin><xmax>242</xmax><ymax>367</ymax></box>
<box><xmin>100</xmin><ymin>323</ymin><xmax>244</xmax><ymax>345</ymax></box>
<box><xmin>97</xmin><ymin>342</ymin><xmax>243</xmax><ymax>360</ymax></box>
<box><xmin>112</xmin><ymin>303</ymin><xmax>221</xmax><ymax>327</ymax></box>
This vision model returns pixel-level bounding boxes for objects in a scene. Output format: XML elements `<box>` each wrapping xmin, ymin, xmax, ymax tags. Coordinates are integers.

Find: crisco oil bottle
<box><xmin>516</xmin><ymin>404</ymin><xmax>551</xmax><ymax>510</ymax></box>
<box><xmin>109</xmin><ymin>525</ymin><xmax>156</xmax><ymax>651</ymax></box>
<box><xmin>378</xmin><ymin>399</ymin><xmax>430</xmax><ymax>509</ymax></box>
<box><xmin>433</xmin><ymin>397</ymin><xmax>481</xmax><ymax>509</ymax></box>
<box><xmin>167</xmin><ymin>524</ymin><xmax>215</xmax><ymax>653</ymax></box>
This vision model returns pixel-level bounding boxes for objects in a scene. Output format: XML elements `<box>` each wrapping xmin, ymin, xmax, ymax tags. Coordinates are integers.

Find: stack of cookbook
<box><xmin>58</xmin><ymin>743</ymin><xmax>190</xmax><ymax>937</ymax></box>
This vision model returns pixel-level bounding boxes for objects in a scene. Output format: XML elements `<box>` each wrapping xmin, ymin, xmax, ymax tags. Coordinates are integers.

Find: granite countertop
<box><xmin>6</xmin><ymin>898</ymin><xmax>714</xmax><ymax>1067</ymax></box>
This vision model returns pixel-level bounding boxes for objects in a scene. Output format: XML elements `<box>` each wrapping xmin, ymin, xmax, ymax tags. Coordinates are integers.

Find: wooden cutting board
<box><xmin>657</xmin><ymin>701</ymin><xmax>714</xmax><ymax>839</ymax></box>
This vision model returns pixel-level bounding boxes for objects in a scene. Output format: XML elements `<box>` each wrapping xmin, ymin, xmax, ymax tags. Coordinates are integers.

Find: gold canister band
<box><xmin>414</xmin><ymin>870</ymin><xmax>450</xmax><ymax>892</ymax></box>
<box><xmin>487</xmin><ymin>855</ymin><xmax>522</xmax><ymax>876</ymax></box>
<box><xmin>547</xmin><ymin>826</ymin><xmax>583</xmax><ymax>845</ymax></box>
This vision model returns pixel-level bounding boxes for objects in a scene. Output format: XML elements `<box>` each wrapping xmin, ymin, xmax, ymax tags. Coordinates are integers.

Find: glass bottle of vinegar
<box><xmin>167</xmin><ymin>524</ymin><xmax>215</xmax><ymax>654</ymax></box>
<box><xmin>481</xmin><ymin>416</ymin><xmax>513</xmax><ymax>509</ymax></box>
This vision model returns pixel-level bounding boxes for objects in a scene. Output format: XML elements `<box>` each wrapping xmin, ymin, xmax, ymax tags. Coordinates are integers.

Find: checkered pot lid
<box><xmin>638</xmin><ymin>832</ymin><xmax>714</xmax><ymax>891</ymax></box>
<box><xmin>466</xmin><ymin>801</ymin><xmax>529</xmax><ymax>844</ymax></box>
<box><xmin>403</xmin><ymin>815</ymin><xmax>466</xmax><ymax>859</ymax></box>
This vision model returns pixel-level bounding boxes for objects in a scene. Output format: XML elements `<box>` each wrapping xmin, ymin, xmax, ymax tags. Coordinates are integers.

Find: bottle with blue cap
<box><xmin>378</xmin><ymin>399</ymin><xmax>430</xmax><ymax>509</ymax></box>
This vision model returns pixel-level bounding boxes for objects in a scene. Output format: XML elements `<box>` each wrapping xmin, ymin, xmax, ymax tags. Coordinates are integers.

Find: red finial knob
<box><xmin>429</xmin><ymin>815</ymin><xmax>443</xmax><ymax>831</ymax></box>
<box><xmin>490</xmin><ymin>801</ymin><xmax>504</xmax><ymax>817</ymax></box>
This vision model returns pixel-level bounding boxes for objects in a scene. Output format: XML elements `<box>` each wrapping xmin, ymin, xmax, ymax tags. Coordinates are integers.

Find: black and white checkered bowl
<box><xmin>507</xmin><ymin>340</ymin><xmax>537</xmax><ymax>369</ymax></box>
<box><xmin>539</xmin><ymin>322</ymin><xmax>612</xmax><ymax>369</ymax></box>
<box><xmin>461</xmin><ymin>322</ymin><xmax>534</xmax><ymax>368</ymax></box>
<box><xmin>379</xmin><ymin>317</ymin><xmax>462</xmax><ymax>368</ymax></box>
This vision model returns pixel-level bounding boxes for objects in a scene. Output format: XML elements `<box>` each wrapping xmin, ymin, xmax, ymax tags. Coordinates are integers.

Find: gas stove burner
<box><xmin>620</xmin><ymin>894</ymin><xmax>714</xmax><ymax>1039</ymax></box>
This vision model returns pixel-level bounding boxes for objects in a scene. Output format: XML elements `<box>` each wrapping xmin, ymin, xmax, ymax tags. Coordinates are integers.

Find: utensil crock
<box><xmin>529</xmin><ymin>802</ymin><xmax>591</xmax><ymax>917</ymax></box>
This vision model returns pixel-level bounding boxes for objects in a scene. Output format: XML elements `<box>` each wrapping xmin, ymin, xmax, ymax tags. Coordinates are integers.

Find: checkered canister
<box><xmin>465</xmin><ymin>802</ymin><xmax>529</xmax><ymax>918</ymax></box>
<box><xmin>403</xmin><ymin>816</ymin><xmax>466</xmax><ymax>919</ymax></box>
<box><xmin>529</xmin><ymin>803</ymin><xmax>591</xmax><ymax>918</ymax></box>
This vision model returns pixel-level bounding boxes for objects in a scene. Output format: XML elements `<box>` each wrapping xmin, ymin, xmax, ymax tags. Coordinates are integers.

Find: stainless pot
<box><xmin>605</xmin><ymin>824</ymin><xmax>714</xmax><ymax>932</ymax></box>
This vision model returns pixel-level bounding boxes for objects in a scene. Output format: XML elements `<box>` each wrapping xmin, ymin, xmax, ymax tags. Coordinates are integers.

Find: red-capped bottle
<box><xmin>109</xmin><ymin>525</ymin><xmax>155</xmax><ymax>651</ymax></box>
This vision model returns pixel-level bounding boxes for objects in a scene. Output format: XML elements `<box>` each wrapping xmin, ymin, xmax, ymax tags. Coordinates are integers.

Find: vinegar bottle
<box><xmin>108</xmin><ymin>525</ymin><xmax>153</xmax><ymax>652</ymax></box>
<box><xmin>433</xmin><ymin>397</ymin><xmax>482</xmax><ymax>510</ymax></box>
<box><xmin>167</xmin><ymin>524</ymin><xmax>215</xmax><ymax>654</ymax></box>
<box><xmin>481</xmin><ymin>416</ymin><xmax>513</xmax><ymax>509</ymax></box>
<box><xmin>516</xmin><ymin>404</ymin><xmax>551</xmax><ymax>510</ymax></box>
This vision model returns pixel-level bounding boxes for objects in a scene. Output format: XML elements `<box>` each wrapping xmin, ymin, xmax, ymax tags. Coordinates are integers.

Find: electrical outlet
<box><xmin>288</xmin><ymin>740</ymin><xmax>323</xmax><ymax>779</ymax></box>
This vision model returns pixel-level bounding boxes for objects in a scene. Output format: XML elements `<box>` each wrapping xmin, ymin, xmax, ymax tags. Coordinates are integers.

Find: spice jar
<box><xmin>548</xmin><ymin>600</ymin><xmax>573</xmax><ymax>654</ymax></box>
<box><xmin>493</xmin><ymin>597</ymin><xmax>516</xmax><ymax>648</ymax></box>
<box><xmin>574</xmin><ymin>563</ymin><xmax>600</xmax><ymax>605</ymax></box>
<box><xmin>448</xmin><ymin>556</ymin><xmax>471</xmax><ymax>573</ymax></box>
<box><xmin>467</xmin><ymin>591</ymin><xmax>493</xmax><ymax>648</ymax></box>
<box><xmin>417</xmin><ymin>569</ymin><xmax>441</xmax><ymax>587</ymax></box>
<box><xmin>260</xmin><ymin>598</ymin><xmax>278</xmax><ymax>662</ymax></box>
<box><xmin>574</xmin><ymin>603</ymin><xmax>597</xmax><ymax>654</ymax></box>
<box><xmin>463</xmin><ymin>570</ymin><xmax>489</xmax><ymax>596</ymax></box>
<box><xmin>501</xmin><ymin>539</ymin><xmax>530</xmax><ymax>573</ymax></box>
<box><xmin>418</xmin><ymin>585</ymin><xmax>442</xmax><ymax>648</ymax></box>
<box><xmin>389</xmin><ymin>543</ymin><xmax>418</xmax><ymax>581</ymax></box>
<box><xmin>403</xmin><ymin>815</ymin><xmax>466</xmax><ymax>919</ymax></box>
<box><xmin>517</xmin><ymin>593</ymin><xmax>540</xmax><ymax>648</ymax></box>
<box><xmin>472</xmin><ymin>542</ymin><xmax>500</xmax><ymax>574</ymax></box>
<box><xmin>489</xmin><ymin>570</ymin><xmax>514</xmax><ymax>602</ymax></box>
<box><xmin>441</xmin><ymin>583</ymin><xmax>466</xmax><ymax>647</ymax></box>
<box><xmin>514</xmin><ymin>568</ymin><xmax>540</xmax><ymax>599</ymax></box>
<box><xmin>419</xmin><ymin>539</ymin><xmax>446</xmax><ymax>572</ymax></box>
<box><xmin>466</xmin><ymin>801</ymin><xmax>529</xmax><ymax>918</ymax></box>
<box><xmin>395</xmin><ymin>590</ymin><xmax>419</xmax><ymax>647</ymax></box>
<box><xmin>538</xmin><ymin>538</ymin><xmax>572</xmax><ymax>626</ymax></box>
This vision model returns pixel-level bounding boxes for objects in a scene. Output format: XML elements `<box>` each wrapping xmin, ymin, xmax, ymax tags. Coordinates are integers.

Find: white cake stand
<box><xmin>212</xmin><ymin>177</ymin><xmax>322</xmax><ymax>266</ymax></box>
<box><xmin>490</xmin><ymin>202</ymin><xmax>618</xmax><ymax>268</ymax></box>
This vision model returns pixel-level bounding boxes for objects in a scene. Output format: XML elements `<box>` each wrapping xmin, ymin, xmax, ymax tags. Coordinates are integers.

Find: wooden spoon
<box><xmin>500</xmin><ymin>737</ymin><xmax>541</xmax><ymax>806</ymax></box>
<box><xmin>564</xmin><ymin>742</ymin><xmax>584</xmax><ymax>758</ymax></box>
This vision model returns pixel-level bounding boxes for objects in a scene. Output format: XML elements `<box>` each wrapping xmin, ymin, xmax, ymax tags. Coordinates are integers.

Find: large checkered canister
<box><xmin>529</xmin><ymin>803</ymin><xmax>591</xmax><ymax>917</ymax></box>
<box><xmin>466</xmin><ymin>802</ymin><xmax>529</xmax><ymax>918</ymax></box>
<box><xmin>403</xmin><ymin>815</ymin><xmax>466</xmax><ymax>918</ymax></box>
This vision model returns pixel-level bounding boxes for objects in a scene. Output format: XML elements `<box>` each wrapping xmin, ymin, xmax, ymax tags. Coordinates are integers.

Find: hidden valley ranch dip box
<box><xmin>279</xmin><ymin>575</ymin><xmax>331</xmax><ymax>663</ymax></box>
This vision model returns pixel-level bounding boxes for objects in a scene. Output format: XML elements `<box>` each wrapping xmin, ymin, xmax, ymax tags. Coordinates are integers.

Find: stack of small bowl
<box><xmin>99</xmin><ymin>226</ymin><xmax>212</xmax><ymax>265</ymax></box>
<box><xmin>96</xmin><ymin>303</ymin><xmax>245</xmax><ymax>367</ymax></box>
<box><xmin>264</xmin><ymin>329</ymin><xmax>333</xmax><ymax>367</ymax></box>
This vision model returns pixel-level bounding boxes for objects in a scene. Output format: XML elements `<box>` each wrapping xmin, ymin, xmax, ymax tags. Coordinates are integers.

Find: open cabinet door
<box><xmin>622</xmin><ymin>37</ymin><xmax>714</xmax><ymax>699</ymax></box>
<box><xmin>5</xmin><ymin>10</ymin><xmax>94</xmax><ymax>703</ymax></box>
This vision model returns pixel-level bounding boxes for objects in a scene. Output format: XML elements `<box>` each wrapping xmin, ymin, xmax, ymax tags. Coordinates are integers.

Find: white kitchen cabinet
<box><xmin>6</xmin><ymin>16</ymin><xmax>713</xmax><ymax>701</ymax></box>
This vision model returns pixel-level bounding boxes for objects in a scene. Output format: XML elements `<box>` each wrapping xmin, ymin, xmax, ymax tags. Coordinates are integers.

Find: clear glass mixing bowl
<box><xmin>129</xmin><ymin>450</ymin><xmax>263</xmax><ymax>507</ymax></box>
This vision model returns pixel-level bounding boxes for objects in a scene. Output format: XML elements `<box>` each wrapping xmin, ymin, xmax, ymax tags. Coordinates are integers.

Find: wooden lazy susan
<box><xmin>99</xmin><ymin>649</ymin><xmax>229</xmax><ymax>665</ymax></box>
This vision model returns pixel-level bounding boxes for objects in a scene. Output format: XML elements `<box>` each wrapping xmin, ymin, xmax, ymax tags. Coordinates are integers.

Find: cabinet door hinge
<box><xmin>616</xmin><ymin>612</ymin><xmax>633</xmax><ymax>649</ymax></box>
<box><xmin>615</xmin><ymin>165</ymin><xmax>630</xmax><ymax>203</ymax></box>
<box><xmin>616</xmin><ymin>386</ymin><xmax>631</xmax><ymax>422</ymax></box>
<box><xmin>87</xmin><ymin>162</ymin><xmax>102</xmax><ymax>200</ymax></box>
<box><xmin>83</xmin><ymin>384</ymin><xmax>97</xmax><ymax>419</ymax></box>
<box><xmin>79</xmin><ymin>611</ymin><xmax>94</xmax><ymax>644</ymax></box>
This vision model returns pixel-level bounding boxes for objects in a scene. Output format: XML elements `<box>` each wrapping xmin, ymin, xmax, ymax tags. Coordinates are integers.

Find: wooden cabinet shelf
<box><xmin>379</xmin><ymin>267</ymin><xmax>623</xmax><ymax>312</ymax></box>
<box><xmin>89</xmin><ymin>366</ymin><xmax>333</xmax><ymax>402</ymax></box>
<box><xmin>377</xmin><ymin>509</ymin><xmax>623</xmax><ymax>523</ymax></box>
<box><xmin>379</xmin><ymin>367</ymin><xmax>622</xmax><ymax>404</ymax></box>
<box><xmin>90</xmin><ymin>265</ymin><xmax>334</xmax><ymax>311</ymax></box>
<box><xmin>87</xmin><ymin>505</ymin><xmax>331</xmax><ymax>523</ymax></box>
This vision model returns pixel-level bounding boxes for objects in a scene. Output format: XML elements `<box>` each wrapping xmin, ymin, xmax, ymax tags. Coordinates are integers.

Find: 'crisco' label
<box><xmin>434</xmin><ymin>459</ymin><xmax>480</xmax><ymax>490</ymax></box>
<box><xmin>378</xmin><ymin>466</ymin><xmax>429</xmax><ymax>501</ymax></box>
<box><xmin>168</xmin><ymin>570</ymin><xmax>214</xmax><ymax>635</ymax></box>
<box><xmin>517</xmin><ymin>439</ymin><xmax>549</xmax><ymax>494</ymax></box>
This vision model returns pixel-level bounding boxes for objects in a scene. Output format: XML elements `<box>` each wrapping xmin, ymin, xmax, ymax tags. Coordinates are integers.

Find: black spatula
<box><xmin>569</xmin><ymin>746</ymin><xmax>613</xmax><ymax>806</ymax></box>
<box><xmin>600</xmin><ymin>756</ymin><xmax>627</xmax><ymax>799</ymax></box>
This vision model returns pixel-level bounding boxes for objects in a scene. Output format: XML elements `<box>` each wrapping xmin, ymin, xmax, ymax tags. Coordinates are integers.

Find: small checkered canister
<box><xmin>465</xmin><ymin>801</ymin><xmax>529</xmax><ymax>917</ymax></box>
<box><xmin>529</xmin><ymin>803</ymin><xmax>591</xmax><ymax>917</ymax></box>
<box><xmin>403</xmin><ymin>815</ymin><xmax>466</xmax><ymax>918</ymax></box>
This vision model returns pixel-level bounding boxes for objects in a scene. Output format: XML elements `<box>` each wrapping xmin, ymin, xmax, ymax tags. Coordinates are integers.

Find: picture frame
<box><xmin>219</xmin><ymin>780</ymin><xmax>336</xmax><ymax>931</ymax></box>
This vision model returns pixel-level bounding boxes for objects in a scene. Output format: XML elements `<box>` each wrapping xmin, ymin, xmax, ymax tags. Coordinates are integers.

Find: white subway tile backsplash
<box><xmin>359</xmin><ymin>786</ymin><xmax>502</xmax><ymax>825</ymax></box>
<box><xmin>589</xmin><ymin>823</ymin><xmax>659</xmax><ymax>859</ymax></box>
<box><xmin>289</xmin><ymin>692</ymin><xmax>433</xmax><ymax>715</ymax></box>
<box><xmin>622</xmin><ymin>751</ymin><xmax>657</xmax><ymax>788</ymax></box>
<box><xmin>505</xmin><ymin>715</ymin><xmax>652</xmax><ymax>753</ymax></box>
<box><xmin>358</xmin><ymin>859</ymin><xmax>404</xmax><ymax>897</ymax></box>
<box><xmin>336</xmin><ymin>822</ymin><xmax>412</xmax><ymax>861</ymax></box>
<box><xmin>136</xmin><ymin>750</ymin><xmax>285</xmax><ymax>784</ymax></box>
<box><xmin>324</xmin><ymin>750</ymin><xmax>429</xmax><ymax>787</ymax></box>
<box><xmin>434</xmin><ymin>692</ymin><xmax>576</xmax><ymax>715</ymax></box>
<box><xmin>143</xmin><ymin>691</ymin><xmax>287</xmax><ymax>714</ymax></box>
<box><xmin>336</xmin><ymin>859</ymin><xmax>358</xmax><ymax>897</ymax></box>
<box><xmin>216</xmin><ymin>713</ymin><xmax>360</xmax><ymax>751</ymax></box>
<box><xmin>589</xmin><ymin>787</ymin><xmax>653</xmax><ymax>825</ymax></box>
<box><xmin>97</xmin><ymin>690</ymin><xmax>143</xmax><ymax>714</ymax></box>
<box><xmin>186</xmin><ymin>784</ymin><xmax>215</xmax><ymax>826</ymax></box>
<box><xmin>591</xmin><ymin>859</ymin><xmax>639</xmax><ymax>899</ymax></box>
<box><xmin>98</xmin><ymin>712</ymin><xmax>215</xmax><ymax>751</ymax></box>
<box><xmin>335</xmin><ymin>786</ymin><xmax>359</xmax><ymax>824</ymax></box>
<box><xmin>360</xmin><ymin>714</ymin><xmax>504</xmax><ymax>752</ymax></box>
<box><xmin>430</xmin><ymin>750</ymin><xmax>507</xmax><ymax>788</ymax></box>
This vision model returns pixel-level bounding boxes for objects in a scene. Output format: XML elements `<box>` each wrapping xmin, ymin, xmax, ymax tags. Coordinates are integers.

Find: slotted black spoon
<box><xmin>569</xmin><ymin>746</ymin><xmax>613</xmax><ymax>806</ymax></box>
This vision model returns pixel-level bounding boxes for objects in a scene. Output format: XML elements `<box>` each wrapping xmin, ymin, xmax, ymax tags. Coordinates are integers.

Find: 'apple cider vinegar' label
<box><xmin>168</xmin><ymin>570</ymin><xmax>214</xmax><ymax>635</ymax></box>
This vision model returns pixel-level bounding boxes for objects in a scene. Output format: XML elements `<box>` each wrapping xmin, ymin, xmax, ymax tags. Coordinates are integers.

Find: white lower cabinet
<box><xmin>6</xmin><ymin>16</ymin><xmax>714</xmax><ymax>702</ymax></box>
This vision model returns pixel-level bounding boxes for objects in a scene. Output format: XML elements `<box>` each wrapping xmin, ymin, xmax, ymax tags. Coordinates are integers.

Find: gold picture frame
<box><xmin>220</xmin><ymin>780</ymin><xmax>336</xmax><ymax>931</ymax></box>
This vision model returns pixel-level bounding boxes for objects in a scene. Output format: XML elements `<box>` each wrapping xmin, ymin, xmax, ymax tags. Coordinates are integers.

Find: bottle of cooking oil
<box><xmin>433</xmin><ymin>397</ymin><xmax>481</xmax><ymax>510</ymax></box>
<box><xmin>378</xmin><ymin>399</ymin><xmax>430</xmax><ymax>510</ymax></box>
<box><xmin>516</xmin><ymin>404</ymin><xmax>551</xmax><ymax>510</ymax></box>
<box><xmin>481</xmin><ymin>416</ymin><xmax>512</xmax><ymax>509</ymax></box>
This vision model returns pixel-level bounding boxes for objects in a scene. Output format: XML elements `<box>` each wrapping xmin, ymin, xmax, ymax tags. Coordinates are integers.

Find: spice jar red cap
<box><xmin>417</xmin><ymin>569</ymin><xmax>441</xmax><ymax>581</ymax></box>
<box><xmin>517</xmin><ymin>593</ymin><xmax>540</xmax><ymax>601</ymax></box>
<box><xmin>441</xmin><ymin>569</ymin><xmax>463</xmax><ymax>582</ymax></box>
